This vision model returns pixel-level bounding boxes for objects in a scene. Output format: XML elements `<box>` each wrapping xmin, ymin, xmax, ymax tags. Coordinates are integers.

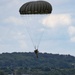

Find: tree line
<box><xmin>0</xmin><ymin>52</ymin><xmax>75</xmax><ymax>75</ymax></box>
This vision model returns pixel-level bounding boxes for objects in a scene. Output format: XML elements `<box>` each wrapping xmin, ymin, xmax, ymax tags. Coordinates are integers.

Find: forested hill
<box><xmin>0</xmin><ymin>52</ymin><xmax>75</xmax><ymax>69</ymax></box>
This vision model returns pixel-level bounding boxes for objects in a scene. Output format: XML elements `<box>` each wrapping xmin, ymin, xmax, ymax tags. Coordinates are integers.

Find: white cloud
<box><xmin>68</xmin><ymin>26</ymin><xmax>75</xmax><ymax>36</ymax></box>
<box><xmin>4</xmin><ymin>16</ymin><xmax>24</xmax><ymax>25</ymax></box>
<box><xmin>0</xmin><ymin>29</ymin><xmax>27</xmax><ymax>52</ymax></box>
<box><xmin>12</xmin><ymin>32</ymin><xmax>25</xmax><ymax>39</ymax></box>
<box><xmin>42</xmin><ymin>14</ymin><xmax>71</xmax><ymax>28</ymax></box>
<box><xmin>12</xmin><ymin>31</ymin><xmax>27</xmax><ymax>49</ymax></box>
<box><xmin>19</xmin><ymin>40</ymin><xmax>27</xmax><ymax>49</ymax></box>
<box><xmin>0</xmin><ymin>38</ymin><xmax>2</xmax><ymax>42</ymax></box>
<box><xmin>70</xmin><ymin>37</ymin><xmax>75</xmax><ymax>42</ymax></box>
<box><xmin>53</xmin><ymin>0</ymin><xmax>70</xmax><ymax>4</ymax></box>
<box><xmin>0</xmin><ymin>0</ymin><xmax>22</xmax><ymax>12</ymax></box>
<box><xmin>38</xmin><ymin>28</ymin><xmax>45</xmax><ymax>32</ymax></box>
<box><xmin>68</xmin><ymin>26</ymin><xmax>75</xmax><ymax>42</ymax></box>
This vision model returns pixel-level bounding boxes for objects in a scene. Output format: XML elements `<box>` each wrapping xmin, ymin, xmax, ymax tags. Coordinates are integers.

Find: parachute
<box><xmin>19</xmin><ymin>1</ymin><xmax>52</xmax><ymax>14</ymax></box>
<box><xmin>19</xmin><ymin>1</ymin><xmax>52</xmax><ymax>56</ymax></box>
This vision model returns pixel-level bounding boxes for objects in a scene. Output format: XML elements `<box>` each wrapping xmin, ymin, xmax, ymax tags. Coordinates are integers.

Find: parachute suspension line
<box><xmin>37</xmin><ymin>30</ymin><xmax>44</xmax><ymax>49</ymax></box>
<box><xmin>34</xmin><ymin>15</ymin><xmax>43</xmax><ymax>49</ymax></box>
<box><xmin>33</xmin><ymin>15</ymin><xmax>45</xmax><ymax>50</ymax></box>
<box><xmin>21</xmin><ymin>15</ymin><xmax>45</xmax><ymax>50</ymax></box>
<box><xmin>25</xmin><ymin>25</ymin><xmax>36</xmax><ymax>49</ymax></box>
<box><xmin>25</xmin><ymin>15</ymin><xmax>43</xmax><ymax>50</ymax></box>
<box><xmin>21</xmin><ymin>15</ymin><xmax>36</xmax><ymax>49</ymax></box>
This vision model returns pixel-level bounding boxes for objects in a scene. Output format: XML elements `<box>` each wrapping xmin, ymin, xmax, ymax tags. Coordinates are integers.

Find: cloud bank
<box><xmin>68</xmin><ymin>26</ymin><xmax>75</xmax><ymax>42</ymax></box>
<box><xmin>4</xmin><ymin>16</ymin><xmax>24</xmax><ymax>25</ymax></box>
<box><xmin>42</xmin><ymin>14</ymin><xmax>71</xmax><ymax>28</ymax></box>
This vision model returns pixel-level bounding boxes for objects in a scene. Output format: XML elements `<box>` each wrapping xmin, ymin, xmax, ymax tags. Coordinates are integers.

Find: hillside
<box><xmin>0</xmin><ymin>52</ymin><xmax>75</xmax><ymax>75</ymax></box>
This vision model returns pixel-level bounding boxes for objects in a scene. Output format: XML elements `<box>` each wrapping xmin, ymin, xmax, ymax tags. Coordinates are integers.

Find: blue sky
<box><xmin>0</xmin><ymin>0</ymin><xmax>75</xmax><ymax>56</ymax></box>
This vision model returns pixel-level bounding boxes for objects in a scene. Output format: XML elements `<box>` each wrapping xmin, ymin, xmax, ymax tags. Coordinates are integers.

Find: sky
<box><xmin>0</xmin><ymin>0</ymin><xmax>75</xmax><ymax>56</ymax></box>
